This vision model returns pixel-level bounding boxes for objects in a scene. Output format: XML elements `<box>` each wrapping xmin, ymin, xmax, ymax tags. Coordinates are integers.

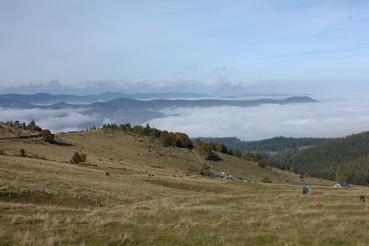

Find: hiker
<box><xmin>302</xmin><ymin>186</ymin><xmax>310</xmax><ymax>196</ymax></box>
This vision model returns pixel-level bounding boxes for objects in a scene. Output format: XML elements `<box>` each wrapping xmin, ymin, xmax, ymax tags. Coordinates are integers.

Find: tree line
<box><xmin>200</xmin><ymin>136</ymin><xmax>330</xmax><ymax>153</ymax></box>
<box><xmin>5</xmin><ymin>120</ymin><xmax>54</xmax><ymax>143</ymax></box>
<box><xmin>100</xmin><ymin>123</ymin><xmax>239</xmax><ymax>160</ymax></box>
<box><xmin>101</xmin><ymin>123</ymin><xmax>194</xmax><ymax>149</ymax></box>
<box><xmin>6</xmin><ymin>120</ymin><xmax>42</xmax><ymax>132</ymax></box>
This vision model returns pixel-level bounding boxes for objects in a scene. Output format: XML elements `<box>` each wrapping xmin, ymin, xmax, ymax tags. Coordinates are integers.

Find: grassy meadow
<box><xmin>1</xmin><ymin>130</ymin><xmax>369</xmax><ymax>245</ymax></box>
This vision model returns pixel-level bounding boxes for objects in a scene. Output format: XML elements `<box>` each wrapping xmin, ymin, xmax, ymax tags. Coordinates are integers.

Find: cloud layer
<box><xmin>147</xmin><ymin>98</ymin><xmax>369</xmax><ymax>140</ymax></box>
<box><xmin>2</xmin><ymin>97</ymin><xmax>369</xmax><ymax>140</ymax></box>
<box><xmin>0</xmin><ymin>107</ymin><xmax>101</xmax><ymax>132</ymax></box>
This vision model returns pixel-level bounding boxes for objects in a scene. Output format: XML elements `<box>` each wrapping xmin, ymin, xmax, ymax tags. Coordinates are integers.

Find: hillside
<box><xmin>269</xmin><ymin>131</ymin><xmax>369</xmax><ymax>184</ymax></box>
<box><xmin>3</xmin><ymin>124</ymin><xmax>369</xmax><ymax>245</ymax></box>
<box><xmin>0</xmin><ymin>127</ymin><xmax>325</xmax><ymax>185</ymax></box>
<box><xmin>0</xmin><ymin>122</ymin><xmax>40</xmax><ymax>139</ymax></box>
<box><xmin>200</xmin><ymin>136</ymin><xmax>331</xmax><ymax>153</ymax></box>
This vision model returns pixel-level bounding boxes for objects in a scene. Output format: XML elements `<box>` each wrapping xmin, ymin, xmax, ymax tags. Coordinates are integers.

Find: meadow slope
<box><xmin>1</xmin><ymin>129</ymin><xmax>369</xmax><ymax>245</ymax></box>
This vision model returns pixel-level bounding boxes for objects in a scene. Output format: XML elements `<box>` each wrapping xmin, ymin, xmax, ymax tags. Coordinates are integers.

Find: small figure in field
<box><xmin>360</xmin><ymin>196</ymin><xmax>366</xmax><ymax>202</ymax></box>
<box><xmin>302</xmin><ymin>186</ymin><xmax>310</xmax><ymax>196</ymax></box>
<box><xmin>148</xmin><ymin>173</ymin><xmax>154</xmax><ymax>177</ymax></box>
<box><xmin>105</xmin><ymin>171</ymin><xmax>110</xmax><ymax>176</ymax></box>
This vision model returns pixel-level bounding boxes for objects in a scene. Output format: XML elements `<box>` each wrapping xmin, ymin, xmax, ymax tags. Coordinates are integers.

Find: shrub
<box><xmin>208</xmin><ymin>143</ymin><xmax>228</xmax><ymax>153</ymax></box>
<box><xmin>79</xmin><ymin>152</ymin><xmax>87</xmax><ymax>162</ymax></box>
<box><xmin>41</xmin><ymin>129</ymin><xmax>54</xmax><ymax>143</ymax></box>
<box><xmin>194</xmin><ymin>140</ymin><xmax>213</xmax><ymax>160</ymax></box>
<box><xmin>200</xmin><ymin>166</ymin><xmax>212</xmax><ymax>176</ymax></box>
<box><xmin>19</xmin><ymin>148</ymin><xmax>26</xmax><ymax>157</ymax></box>
<box><xmin>261</xmin><ymin>177</ymin><xmax>272</xmax><ymax>183</ymax></box>
<box><xmin>71</xmin><ymin>152</ymin><xmax>87</xmax><ymax>164</ymax></box>
<box><xmin>160</xmin><ymin>131</ymin><xmax>193</xmax><ymax>149</ymax></box>
<box><xmin>71</xmin><ymin>152</ymin><xmax>81</xmax><ymax>164</ymax></box>
<box><xmin>173</xmin><ymin>132</ymin><xmax>193</xmax><ymax>148</ymax></box>
<box><xmin>160</xmin><ymin>131</ymin><xmax>172</xmax><ymax>147</ymax></box>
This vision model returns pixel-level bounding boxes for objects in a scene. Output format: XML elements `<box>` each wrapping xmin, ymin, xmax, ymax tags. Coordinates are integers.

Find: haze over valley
<box><xmin>1</xmin><ymin>90</ymin><xmax>369</xmax><ymax>141</ymax></box>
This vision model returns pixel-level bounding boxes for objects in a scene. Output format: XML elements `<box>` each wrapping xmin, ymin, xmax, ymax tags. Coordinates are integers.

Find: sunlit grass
<box><xmin>0</xmin><ymin>131</ymin><xmax>368</xmax><ymax>245</ymax></box>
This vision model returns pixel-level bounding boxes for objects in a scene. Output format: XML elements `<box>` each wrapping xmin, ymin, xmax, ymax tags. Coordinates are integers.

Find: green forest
<box><xmin>269</xmin><ymin>132</ymin><xmax>369</xmax><ymax>185</ymax></box>
<box><xmin>200</xmin><ymin>136</ymin><xmax>330</xmax><ymax>153</ymax></box>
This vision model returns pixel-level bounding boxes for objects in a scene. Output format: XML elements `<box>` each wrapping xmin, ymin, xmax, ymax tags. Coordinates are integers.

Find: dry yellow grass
<box><xmin>1</xmin><ymin>130</ymin><xmax>369</xmax><ymax>245</ymax></box>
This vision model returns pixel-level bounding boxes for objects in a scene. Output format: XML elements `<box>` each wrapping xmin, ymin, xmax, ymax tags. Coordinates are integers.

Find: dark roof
<box><xmin>337</xmin><ymin>181</ymin><xmax>350</xmax><ymax>187</ymax></box>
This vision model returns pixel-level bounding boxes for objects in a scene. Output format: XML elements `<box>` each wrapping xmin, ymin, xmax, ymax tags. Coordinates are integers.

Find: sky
<box><xmin>1</xmin><ymin>1</ymin><xmax>369</xmax><ymax>139</ymax></box>
<box><xmin>1</xmin><ymin>0</ymin><xmax>369</xmax><ymax>94</ymax></box>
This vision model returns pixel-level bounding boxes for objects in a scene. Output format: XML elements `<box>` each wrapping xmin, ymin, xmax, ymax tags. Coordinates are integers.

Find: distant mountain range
<box><xmin>0</xmin><ymin>92</ymin><xmax>316</xmax><ymax>126</ymax></box>
<box><xmin>42</xmin><ymin>96</ymin><xmax>316</xmax><ymax>123</ymax></box>
<box><xmin>0</xmin><ymin>92</ymin><xmax>210</xmax><ymax>107</ymax></box>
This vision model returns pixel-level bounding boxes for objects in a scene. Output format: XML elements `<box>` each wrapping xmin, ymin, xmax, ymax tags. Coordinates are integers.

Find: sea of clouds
<box><xmin>1</xmin><ymin>97</ymin><xmax>369</xmax><ymax>140</ymax></box>
<box><xmin>147</xmin><ymin>97</ymin><xmax>369</xmax><ymax>140</ymax></box>
<box><xmin>0</xmin><ymin>107</ymin><xmax>103</xmax><ymax>133</ymax></box>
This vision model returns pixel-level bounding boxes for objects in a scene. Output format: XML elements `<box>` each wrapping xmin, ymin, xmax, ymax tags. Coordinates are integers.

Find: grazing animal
<box><xmin>360</xmin><ymin>196</ymin><xmax>366</xmax><ymax>202</ymax></box>
<box><xmin>105</xmin><ymin>172</ymin><xmax>110</xmax><ymax>176</ymax></box>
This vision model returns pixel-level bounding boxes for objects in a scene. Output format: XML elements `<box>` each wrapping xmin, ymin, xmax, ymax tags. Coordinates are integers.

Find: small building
<box><xmin>334</xmin><ymin>181</ymin><xmax>351</xmax><ymax>188</ymax></box>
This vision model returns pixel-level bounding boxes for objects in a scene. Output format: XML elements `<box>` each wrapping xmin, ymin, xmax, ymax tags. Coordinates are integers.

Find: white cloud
<box><xmin>2</xmin><ymin>97</ymin><xmax>369</xmax><ymax>140</ymax></box>
<box><xmin>0</xmin><ymin>107</ymin><xmax>101</xmax><ymax>132</ymax></box>
<box><xmin>147</xmin><ymin>97</ymin><xmax>369</xmax><ymax>140</ymax></box>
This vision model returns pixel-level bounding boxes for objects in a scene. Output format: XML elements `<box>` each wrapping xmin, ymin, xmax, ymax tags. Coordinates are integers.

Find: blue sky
<box><xmin>1</xmin><ymin>0</ymin><xmax>369</xmax><ymax>93</ymax></box>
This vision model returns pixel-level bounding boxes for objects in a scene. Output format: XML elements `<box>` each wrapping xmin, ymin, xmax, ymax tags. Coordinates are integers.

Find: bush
<box><xmin>261</xmin><ymin>177</ymin><xmax>272</xmax><ymax>183</ymax></box>
<box><xmin>71</xmin><ymin>152</ymin><xmax>87</xmax><ymax>164</ymax></box>
<box><xmin>41</xmin><ymin>129</ymin><xmax>54</xmax><ymax>143</ymax></box>
<box><xmin>194</xmin><ymin>140</ymin><xmax>213</xmax><ymax>160</ymax></box>
<box><xmin>200</xmin><ymin>166</ymin><xmax>213</xmax><ymax>176</ymax></box>
<box><xmin>173</xmin><ymin>132</ymin><xmax>193</xmax><ymax>148</ymax></box>
<box><xmin>79</xmin><ymin>152</ymin><xmax>87</xmax><ymax>162</ymax></box>
<box><xmin>208</xmin><ymin>143</ymin><xmax>228</xmax><ymax>153</ymax></box>
<box><xmin>19</xmin><ymin>148</ymin><xmax>26</xmax><ymax>157</ymax></box>
<box><xmin>160</xmin><ymin>131</ymin><xmax>172</xmax><ymax>147</ymax></box>
<box><xmin>160</xmin><ymin>131</ymin><xmax>193</xmax><ymax>148</ymax></box>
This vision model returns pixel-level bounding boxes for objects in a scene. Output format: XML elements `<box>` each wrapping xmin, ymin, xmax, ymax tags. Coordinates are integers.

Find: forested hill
<box><xmin>269</xmin><ymin>132</ymin><xmax>369</xmax><ymax>185</ymax></box>
<box><xmin>199</xmin><ymin>136</ymin><xmax>330</xmax><ymax>153</ymax></box>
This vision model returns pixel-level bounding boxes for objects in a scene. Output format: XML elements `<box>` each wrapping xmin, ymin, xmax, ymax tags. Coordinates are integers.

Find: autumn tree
<box><xmin>41</xmin><ymin>129</ymin><xmax>54</xmax><ymax>143</ymax></box>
